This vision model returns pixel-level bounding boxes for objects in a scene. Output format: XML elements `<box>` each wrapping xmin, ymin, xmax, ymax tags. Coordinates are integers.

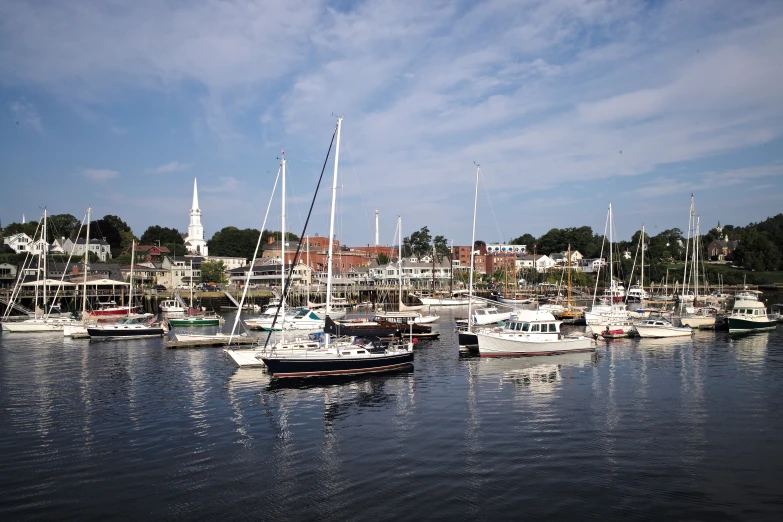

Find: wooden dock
<box><xmin>165</xmin><ymin>337</ymin><xmax>258</xmax><ymax>349</ymax></box>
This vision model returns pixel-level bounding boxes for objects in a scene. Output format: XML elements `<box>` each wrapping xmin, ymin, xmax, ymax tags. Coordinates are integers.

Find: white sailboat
<box><xmin>678</xmin><ymin>195</ymin><xmax>716</xmax><ymax>329</ymax></box>
<box><xmin>4</xmin><ymin>208</ymin><xmax>81</xmax><ymax>333</ymax></box>
<box><xmin>585</xmin><ymin>203</ymin><xmax>634</xmax><ymax>337</ymax></box>
<box><xmin>261</xmin><ymin>117</ymin><xmax>413</xmax><ymax>378</ymax></box>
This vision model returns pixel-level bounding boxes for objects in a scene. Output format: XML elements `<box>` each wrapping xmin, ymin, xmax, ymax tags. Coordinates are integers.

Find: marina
<box><xmin>0</xmin><ymin>308</ymin><xmax>781</xmax><ymax>520</ymax></box>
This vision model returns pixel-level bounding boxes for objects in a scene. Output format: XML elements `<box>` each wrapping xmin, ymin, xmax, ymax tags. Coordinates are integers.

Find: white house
<box><xmin>578</xmin><ymin>258</ymin><xmax>607</xmax><ymax>273</ymax></box>
<box><xmin>516</xmin><ymin>254</ymin><xmax>556</xmax><ymax>273</ymax></box>
<box><xmin>63</xmin><ymin>237</ymin><xmax>112</xmax><ymax>261</ymax></box>
<box><xmin>0</xmin><ymin>262</ymin><xmax>18</xmax><ymax>288</ymax></box>
<box><xmin>3</xmin><ymin>233</ymin><xmax>32</xmax><ymax>253</ymax></box>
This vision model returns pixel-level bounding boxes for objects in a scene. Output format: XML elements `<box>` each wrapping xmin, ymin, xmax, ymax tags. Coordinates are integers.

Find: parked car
<box><xmin>152</xmin><ymin>284</ymin><xmax>166</xmax><ymax>291</ymax></box>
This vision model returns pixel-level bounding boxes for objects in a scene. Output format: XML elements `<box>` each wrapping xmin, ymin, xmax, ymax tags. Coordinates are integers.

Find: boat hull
<box><xmin>634</xmin><ymin>325</ymin><xmax>693</xmax><ymax>338</ymax></box>
<box><xmin>418</xmin><ymin>297</ymin><xmax>471</xmax><ymax>306</ymax></box>
<box><xmin>261</xmin><ymin>351</ymin><xmax>414</xmax><ymax>378</ymax></box>
<box><xmin>167</xmin><ymin>318</ymin><xmax>222</xmax><ymax>327</ymax></box>
<box><xmin>87</xmin><ymin>326</ymin><xmax>165</xmax><ymax>339</ymax></box>
<box><xmin>476</xmin><ymin>331</ymin><xmax>594</xmax><ymax>357</ymax></box>
<box><xmin>90</xmin><ymin>307</ymin><xmax>139</xmax><ymax>317</ymax></box>
<box><xmin>2</xmin><ymin>319</ymin><xmax>78</xmax><ymax>332</ymax></box>
<box><xmin>679</xmin><ymin>316</ymin><xmax>716</xmax><ymax>329</ymax></box>
<box><xmin>727</xmin><ymin>318</ymin><xmax>777</xmax><ymax>331</ymax></box>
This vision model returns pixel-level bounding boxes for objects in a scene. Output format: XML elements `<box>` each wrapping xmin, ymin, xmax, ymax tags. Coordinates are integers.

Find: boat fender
<box><xmin>412</xmin><ymin>338</ymin><xmax>418</xmax><ymax>344</ymax></box>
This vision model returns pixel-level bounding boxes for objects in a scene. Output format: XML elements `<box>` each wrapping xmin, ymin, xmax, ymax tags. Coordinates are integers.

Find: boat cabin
<box><xmin>502</xmin><ymin>319</ymin><xmax>561</xmax><ymax>333</ymax></box>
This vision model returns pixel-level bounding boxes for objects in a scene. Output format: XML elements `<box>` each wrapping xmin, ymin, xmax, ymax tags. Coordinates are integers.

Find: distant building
<box><xmin>63</xmin><ymin>237</ymin><xmax>112</xmax><ymax>261</ymax></box>
<box><xmin>184</xmin><ymin>178</ymin><xmax>208</xmax><ymax>256</ymax></box>
<box><xmin>3</xmin><ymin>233</ymin><xmax>32</xmax><ymax>253</ymax></box>
<box><xmin>122</xmin><ymin>244</ymin><xmax>171</xmax><ymax>263</ymax></box>
<box><xmin>706</xmin><ymin>235</ymin><xmax>739</xmax><ymax>261</ymax></box>
<box><xmin>0</xmin><ymin>263</ymin><xmax>17</xmax><ymax>289</ymax></box>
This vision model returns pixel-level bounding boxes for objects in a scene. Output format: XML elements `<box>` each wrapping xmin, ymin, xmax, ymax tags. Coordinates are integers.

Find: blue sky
<box><xmin>1</xmin><ymin>0</ymin><xmax>782</xmax><ymax>247</ymax></box>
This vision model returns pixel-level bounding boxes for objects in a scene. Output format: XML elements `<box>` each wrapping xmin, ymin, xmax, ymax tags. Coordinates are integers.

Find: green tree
<box><xmin>48</xmin><ymin>214</ymin><xmax>81</xmax><ymax>239</ymax></box>
<box><xmin>200</xmin><ymin>260</ymin><xmax>227</xmax><ymax>283</ymax></box>
<box><xmin>107</xmin><ymin>253</ymin><xmax>132</xmax><ymax>265</ymax></box>
<box><xmin>140</xmin><ymin>225</ymin><xmax>185</xmax><ymax>246</ymax></box>
<box><xmin>260</xmin><ymin>229</ymin><xmax>299</xmax><ymax>243</ymax></box>
<box><xmin>101</xmin><ymin>215</ymin><xmax>132</xmax><ymax>234</ymax></box>
<box><xmin>403</xmin><ymin>226</ymin><xmax>432</xmax><ymax>258</ymax></box>
<box><xmin>2</xmin><ymin>220</ymin><xmax>40</xmax><ymax>238</ymax></box>
<box><xmin>510</xmin><ymin>233</ymin><xmax>536</xmax><ymax>248</ymax></box>
<box><xmin>376</xmin><ymin>252</ymin><xmax>389</xmax><ymax>265</ymax></box>
<box><xmin>433</xmin><ymin>235</ymin><xmax>449</xmax><ymax>262</ymax></box>
<box><xmin>208</xmin><ymin>227</ymin><xmax>261</xmax><ymax>260</ymax></box>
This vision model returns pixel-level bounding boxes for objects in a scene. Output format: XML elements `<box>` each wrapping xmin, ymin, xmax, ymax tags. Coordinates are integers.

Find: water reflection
<box><xmin>472</xmin><ymin>352</ymin><xmax>595</xmax><ymax>394</ymax></box>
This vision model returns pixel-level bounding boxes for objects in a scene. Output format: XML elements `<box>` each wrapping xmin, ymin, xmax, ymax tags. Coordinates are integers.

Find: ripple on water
<box><xmin>1</xmin><ymin>312</ymin><xmax>783</xmax><ymax>520</ymax></box>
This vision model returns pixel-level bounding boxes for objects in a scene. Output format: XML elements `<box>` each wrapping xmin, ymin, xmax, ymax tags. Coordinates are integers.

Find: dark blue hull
<box><xmin>262</xmin><ymin>351</ymin><xmax>414</xmax><ymax>378</ymax></box>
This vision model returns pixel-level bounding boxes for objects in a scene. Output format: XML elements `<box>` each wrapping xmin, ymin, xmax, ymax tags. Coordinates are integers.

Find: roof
<box><xmin>72</xmin><ymin>237</ymin><xmax>110</xmax><ymax>246</ymax></box>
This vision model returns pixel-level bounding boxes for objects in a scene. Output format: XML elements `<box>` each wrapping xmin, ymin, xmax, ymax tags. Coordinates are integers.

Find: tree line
<box><xmin>3</xmin><ymin>213</ymin><xmax>781</xmax><ymax>279</ymax></box>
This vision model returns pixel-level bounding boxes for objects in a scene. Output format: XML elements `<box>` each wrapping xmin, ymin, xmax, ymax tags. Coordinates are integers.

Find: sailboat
<box><xmin>166</xmin><ymin>259</ymin><xmax>223</xmax><ymax>327</ymax></box>
<box><xmin>3</xmin><ymin>207</ymin><xmax>81</xmax><ymax>333</ymax></box>
<box><xmin>584</xmin><ymin>203</ymin><xmax>635</xmax><ymax>337</ymax></box>
<box><xmin>678</xmin><ymin>195</ymin><xmax>716</xmax><ymax>329</ymax></box>
<box><xmin>87</xmin><ymin>240</ymin><xmax>166</xmax><ymax>340</ymax></box>
<box><xmin>261</xmin><ymin>117</ymin><xmax>414</xmax><ymax>378</ymax></box>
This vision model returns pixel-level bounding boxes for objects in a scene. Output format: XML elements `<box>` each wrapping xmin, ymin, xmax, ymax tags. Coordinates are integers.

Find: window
<box><xmin>531</xmin><ymin>324</ymin><xmax>539</xmax><ymax>332</ymax></box>
<box><xmin>548</xmin><ymin>323</ymin><xmax>557</xmax><ymax>332</ymax></box>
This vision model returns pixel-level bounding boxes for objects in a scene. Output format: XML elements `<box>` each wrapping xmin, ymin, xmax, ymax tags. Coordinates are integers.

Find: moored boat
<box><xmin>476</xmin><ymin>310</ymin><xmax>595</xmax><ymax>357</ymax></box>
<box><xmin>728</xmin><ymin>291</ymin><xmax>776</xmax><ymax>331</ymax></box>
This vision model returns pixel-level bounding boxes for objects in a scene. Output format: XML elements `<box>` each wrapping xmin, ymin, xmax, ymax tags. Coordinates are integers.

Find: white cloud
<box><xmin>202</xmin><ymin>176</ymin><xmax>239</xmax><ymax>193</ymax></box>
<box><xmin>9</xmin><ymin>99</ymin><xmax>42</xmax><ymax>133</ymax></box>
<box><xmin>82</xmin><ymin>168</ymin><xmax>120</xmax><ymax>182</ymax></box>
<box><xmin>147</xmin><ymin>161</ymin><xmax>190</xmax><ymax>174</ymax></box>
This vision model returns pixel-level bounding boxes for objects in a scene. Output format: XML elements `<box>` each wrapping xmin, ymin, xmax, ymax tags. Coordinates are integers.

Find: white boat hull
<box><xmin>418</xmin><ymin>296</ymin><xmax>471</xmax><ymax>306</ymax></box>
<box><xmin>476</xmin><ymin>331</ymin><xmax>594</xmax><ymax>357</ymax></box>
<box><xmin>312</xmin><ymin>309</ymin><xmax>347</xmax><ymax>320</ymax></box>
<box><xmin>3</xmin><ymin>319</ymin><xmax>79</xmax><ymax>332</ymax></box>
<box><xmin>635</xmin><ymin>325</ymin><xmax>693</xmax><ymax>338</ymax></box>
<box><xmin>679</xmin><ymin>316</ymin><xmax>716</xmax><ymax>329</ymax></box>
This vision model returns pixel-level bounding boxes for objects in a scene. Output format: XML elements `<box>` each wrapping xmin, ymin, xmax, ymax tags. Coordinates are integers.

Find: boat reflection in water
<box><xmin>471</xmin><ymin>351</ymin><xmax>596</xmax><ymax>393</ymax></box>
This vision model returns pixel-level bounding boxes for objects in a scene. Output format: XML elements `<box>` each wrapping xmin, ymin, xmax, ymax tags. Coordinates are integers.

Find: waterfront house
<box><xmin>63</xmin><ymin>237</ymin><xmax>112</xmax><ymax>261</ymax></box>
<box><xmin>0</xmin><ymin>263</ymin><xmax>17</xmax><ymax>289</ymax></box>
<box><xmin>122</xmin><ymin>244</ymin><xmax>171</xmax><ymax>263</ymax></box>
<box><xmin>3</xmin><ymin>233</ymin><xmax>32</xmax><ymax>253</ymax></box>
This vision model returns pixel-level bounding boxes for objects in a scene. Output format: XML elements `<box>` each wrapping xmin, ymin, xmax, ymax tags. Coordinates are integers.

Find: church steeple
<box><xmin>192</xmin><ymin>177</ymin><xmax>200</xmax><ymax>212</ymax></box>
<box><xmin>185</xmin><ymin>177</ymin><xmax>207</xmax><ymax>256</ymax></box>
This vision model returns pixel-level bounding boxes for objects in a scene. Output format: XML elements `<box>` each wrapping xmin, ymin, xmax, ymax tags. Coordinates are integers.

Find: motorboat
<box><xmin>167</xmin><ymin>310</ymin><xmax>223</xmax><ymax>327</ymax></box>
<box><xmin>634</xmin><ymin>317</ymin><xmax>692</xmax><ymax>338</ymax></box>
<box><xmin>728</xmin><ymin>291</ymin><xmax>776</xmax><ymax>331</ymax></box>
<box><xmin>159</xmin><ymin>299</ymin><xmax>185</xmax><ymax>314</ymax></box>
<box><xmin>87</xmin><ymin>316</ymin><xmax>166</xmax><ymax>340</ymax></box>
<box><xmin>475</xmin><ymin>309</ymin><xmax>595</xmax><ymax>357</ymax></box>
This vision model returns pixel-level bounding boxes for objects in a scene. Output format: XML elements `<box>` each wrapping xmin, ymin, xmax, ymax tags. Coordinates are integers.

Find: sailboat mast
<box><xmin>42</xmin><ymin>207</ymin><xmax>48</xmax><ymax>315</ymax></box>
<box><xmin>608</xmin><ymin>203</ymin><xmax>614</xmax><ymax>304</ymax></box>
<box><xmin>130</xmin><ymin>240</ymin><xmax>135</xmax><ymax>317</ymax></box>
<box><xmin>640</xmin><ymin>224</ymin><xmax>645</xmax><ymax>297</ymax></box>
<box><xmin>82</xmin><ymin>207</ymin><xmax>91</xmax><ymax>316</ymax></box>
<box><xmin>325</xmin><ymin>116</ymin><xmax>342</xmax><ymax>346</ymax></box>
<box><xmin>398</xmin><ymin>216</ymin><xmax>403</xmax><ymax>307</ymax></box>
<box><xmin>567</xmin><ymin>244</ymin><xmax>572</xmax><ymax>308</ymax></box>
<box><xmin>281</xmin><ymin>152</ymin><xmax>286</xmax><ymax>340</ymax></box>
<box><xmin>467</xmin><ymin>165</ymin><xmax>479</xmax><ymax>332</ymax></box>
<box><xmin>681</xmin><ymin>194</ymin><xmax>694</xmax><ymax>309</ymax></box>
<box><xmin>694</xmin><ymin>216</ymin><xmax>700</xmax><ymax>303</ymax></box>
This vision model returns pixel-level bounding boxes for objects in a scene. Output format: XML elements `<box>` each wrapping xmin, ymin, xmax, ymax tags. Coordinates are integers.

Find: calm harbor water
<box><xmin>1</xmin><ymin>310</ymin><xmax>782</xmax><ymax>521</ymax></box>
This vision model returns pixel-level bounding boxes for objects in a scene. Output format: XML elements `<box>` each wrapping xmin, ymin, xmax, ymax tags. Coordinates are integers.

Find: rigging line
<box><xmin>341</xmin><ymin>136</ymin><xmax>375</xmax><ymax>244</ymax></box>
<box><xmin>47</xmin><ymin>213</ymin><xmax>87</xmax><ymax>318</ymax></box>
<box><xmin>228</xmin><ymin>166</ymin><xmax>281</xmax><ymax>343</ymax></box>
<box><xmin>478</xmin><ymin>167</ymin><xmax>505</xmax><ymax>243</ymax></box>
<box><xmin>263</xmin><ymin>125</ymin><xmax>337</xmax><ymax>350</ymax></box>
<box><xmin>2</xmin><ymin>217</ymin><xmax>44</xmax><ymax>320</ymax></box>
<box><xmin>284</xmin><ymin>162</ymin><xmax>305</xmax><ymax>238</ymax></box>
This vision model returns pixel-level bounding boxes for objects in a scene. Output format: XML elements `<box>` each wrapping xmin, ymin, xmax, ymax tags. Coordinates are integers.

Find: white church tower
<box><xmin>184</xmin><ymin>177</ymin><xmax>208</xmax><ymax>256</ymax></box>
